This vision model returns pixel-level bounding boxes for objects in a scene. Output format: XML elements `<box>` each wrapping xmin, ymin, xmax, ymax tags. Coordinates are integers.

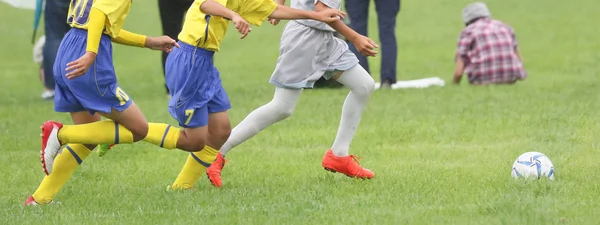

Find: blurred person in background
<box><xmin>345</xmin><ymin>0</ymin><xmax>400</xmax><ymax>89</ymax></box>
<box><xmin>158</xmin><ymin>0</ymin><xmax>193</xmax><ymax>96</ymax></box>
<box><xmin>453</xmin><ymin>2</ymin><xmax>526</xmax><ymax>85</ymax></box>
<box><xmin>39</xmin><ymin>0</ymin><xmax>71</xmax><ymax>100</ymax></box>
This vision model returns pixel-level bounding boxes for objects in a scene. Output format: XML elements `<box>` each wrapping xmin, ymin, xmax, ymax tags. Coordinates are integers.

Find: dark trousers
<box><xmin>158</xmin><ymin>0</ymin><xmax>193</xmax><ymax>93</ymax></box>
<box><xmin>43</xmin><ymin>0</ymin><xmax>71</xmax><ymax>90</ymax></box>
<box><xmin>345</xmin><ymin>0</ymin><xmax>400</xmax><ymax>83</ymax></box>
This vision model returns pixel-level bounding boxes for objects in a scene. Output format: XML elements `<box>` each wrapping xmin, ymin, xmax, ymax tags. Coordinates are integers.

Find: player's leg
<box><xmin>322</xmin><ymin>64</ymin><xmax>376</xmax><ymax>179</ymax></box>
<box><xmin>216</xmin><ymin>21</ymin><xmax>313</xmax><ymax>158</ymax></box>
<box><xmin>205</xmin><ymin>87</ymin><xmax>301</xmax><ymax>187</ymax></box>
<box><xmin>39</xmin><ymin>41</ymin><xmax>108</xmax><ymax>176</ymax></box>
<box><xmin>28</xmin><ymin>112</ymin><xmax>100</xmax><ymax>205</ymax></box>
<box><xmin>40</xmin><ymin>30</ymin><xmax>194</xmax><ymax>172</ymax></box>
<box><xmin>175</xmin><ymin>86</ymin><xmax>232</xmax><ymax>189</ymax></box>
<box><xmin>41</xmin><ymin>29</ymin><xmax>142</xmax><ymax>159</ymax></box>
<box><xmin>172</xmin><ymin>111</ymin><xmax>231</xmax><ymax>189</ymax></box>
<box><xmin>219</xmin><ymin>87</ymin><xmax>301</xmax><ymax>156</ymax></box>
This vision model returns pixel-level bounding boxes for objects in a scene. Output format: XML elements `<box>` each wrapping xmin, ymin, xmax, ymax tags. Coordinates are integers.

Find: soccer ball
<box><xmin>511</xmin><ymin>152</ymin><xmax>555</xmax><ymax>180</ymax></box>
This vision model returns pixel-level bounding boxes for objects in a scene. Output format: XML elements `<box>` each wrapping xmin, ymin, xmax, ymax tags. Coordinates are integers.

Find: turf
<box><xmin>1</xmin><ymin>0</ymin><xmax>600</xmax><ymax>224</ymax></box>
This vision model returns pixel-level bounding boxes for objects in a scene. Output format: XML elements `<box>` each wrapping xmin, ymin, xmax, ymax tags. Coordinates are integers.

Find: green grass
<box><xmin>1</xmin><ymin>0</ymin><xmax>600</xmax><ymax>224</ymax></box>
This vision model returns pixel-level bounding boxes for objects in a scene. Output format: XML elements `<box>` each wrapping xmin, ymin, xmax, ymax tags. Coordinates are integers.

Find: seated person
<box><xmin>453</xmin><ymin>2</ymin><xmax>526</xmax><ymax>85</ymax></box>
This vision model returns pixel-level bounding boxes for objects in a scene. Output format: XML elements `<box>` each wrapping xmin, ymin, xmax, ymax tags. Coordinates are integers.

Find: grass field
<box><xmin>1</xmin><ymin>0</ymin><xmax>600</xmax><ymax>224</ymax></box>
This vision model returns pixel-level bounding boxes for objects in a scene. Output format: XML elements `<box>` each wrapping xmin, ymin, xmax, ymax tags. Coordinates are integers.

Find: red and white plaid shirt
<box><xmin>456</xmin><ymin>18</ymin><xmax>526</xmax><ymax>85</ymax></box>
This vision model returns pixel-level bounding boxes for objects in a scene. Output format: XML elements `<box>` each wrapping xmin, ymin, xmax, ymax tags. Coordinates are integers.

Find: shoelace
<box><xmin>349</xmin><ymin>155</ymin><xmax>363</xmax><ymax>165</ymax></box>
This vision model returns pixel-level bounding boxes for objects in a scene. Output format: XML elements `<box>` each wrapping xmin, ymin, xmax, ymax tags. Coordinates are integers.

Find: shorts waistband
<box><xmin>178</xmin><ymin>41</ymin><xmax>215</xmax><ymax>57</ymax></box>
<box><xmin>69</xmin><ymin>27</ymin><xmax>111</xmax><ymax>38</ymax></box>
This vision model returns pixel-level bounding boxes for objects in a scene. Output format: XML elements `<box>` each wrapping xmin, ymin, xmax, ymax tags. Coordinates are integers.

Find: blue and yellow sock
<box><xmin>58</xmin><ymin>121</ymin><xmax>134</xmax><ymax>145</ymax></box>
<box><xmin>32</xmin><ymin>144</ymin><xmax>91</xmax><ymax>204</ymax></box>
<box><xmin>143</xmin><ymin>123</ymin><xmax>181</xmax><ymax>149</ymax></box>
<box><xmin>171</xmin><ymin>146</ymin><xmax>219</xmax><ymax>190</ymax></box>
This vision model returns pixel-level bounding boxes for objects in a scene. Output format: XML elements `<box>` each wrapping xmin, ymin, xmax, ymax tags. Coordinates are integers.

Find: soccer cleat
<box><xmin>322</xmin><ymin>149</ymin><xmax>374</xmax><ymax>179</ymax></box>
<box><xmin>97</xmin><ymin>144</ymin><xmax>115</xmax><ymax>157</ymax></box>
<box><xmin>41</xmin><ymin>121</ymin><xmax>63</xmax><ymax>175</ymax></box>
<box><xmin>24</xmin><ymin>196</ymin><xmax>58</xmax><ymax>206</ymax></box>
<box><xmin>206</xmin><ymin>153</ymin><xmax>226</xmax><ymax>188</ymax></box>
<box><xmin>24</xmin><ymin>196</ymin><xmax>38</xmax><ymax>206</ymax></box>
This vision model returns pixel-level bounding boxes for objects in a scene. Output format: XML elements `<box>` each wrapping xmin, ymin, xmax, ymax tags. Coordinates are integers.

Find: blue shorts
<box><xmin>53</xmin><ymin>28</ymin><xmax>132</xmax><ymax>114</ymax></box>
<box><xmin>165</xmin><ymin>42</ymin><xmax>231</xmax><ymax>128</ymax></box>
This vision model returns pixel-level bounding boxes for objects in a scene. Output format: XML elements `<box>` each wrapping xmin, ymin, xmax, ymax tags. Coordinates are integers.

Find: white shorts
<box><xmin>269</xmin><ymin>21</ymin><xmax>359</xmax><ymax>89</ymax></box>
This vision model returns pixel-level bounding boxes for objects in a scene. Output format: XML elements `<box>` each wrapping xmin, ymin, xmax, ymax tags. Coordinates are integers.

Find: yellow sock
<box><xmin>32</xmin><ymin>144</ymin><xmax>91</xmax><ymax>204</ymax></box>
<box><xmin>58</xmin><ymin>121</ymin><xmax>134</xmax><ymax>145</ymax></box>
<box><xmin>143</xmin><ymin>123</ymin><xmax>181</xmax><ymax>149</ymax></box>
<box><xmin>171</xmin><ymin>145</ymin><xmax>219</xmax><ymax>190</ymax></box>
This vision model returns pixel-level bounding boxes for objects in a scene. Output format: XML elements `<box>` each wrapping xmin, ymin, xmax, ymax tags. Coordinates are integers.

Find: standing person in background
<box><xmin>158</xmin><ymin>0</ymin><xmax>194</xmax><ymax>96</ymax></box>
<box><xmin>345</xmin><ymin>0</ymin><xmax>400</xmax><ymax>88</ymax></box>
<box><xmin>40</xmin><ymin>0</ymin><xmax>71</xmax><ymax>100</ymax></box>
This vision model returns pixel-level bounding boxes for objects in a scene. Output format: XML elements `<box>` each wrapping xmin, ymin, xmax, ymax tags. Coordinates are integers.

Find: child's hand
<box><xmin>232</xmin><ymin>14</ymin><xmax>252</xmax><ymax>39</ymax></box>
<box><xmin>314</xmin><ymin>8</ymin><xmax>346</xmax><ymax>23</ymax></box>
<box><xmin>268</xmin><ymin>18</ymin><xmax>280</xmax><ymax>26</ymax></box>
<box><xmin>351</xmin><ymin>35</ymin><xmax>379</xmax><ymax>57</ymax></box>
<box><xmin>65</xmin><ymin>52</ymin><xmax>96</xmax><ymax>79</ymax></box>
<box><xmin>145</xmin><ymin>36</ymin><xmax>180</xmax><ymax>52</ymax></box>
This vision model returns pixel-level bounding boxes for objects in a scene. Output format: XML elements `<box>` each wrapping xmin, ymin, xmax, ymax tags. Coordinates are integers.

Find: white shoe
<box><xmin>40</xmin><ymin>121</ymin><xmax>63</xmax><ymax>175</ymax></box>
<box><xmin>41</xmin><ymin>90</ymin><xmax>54</xmax><ymax>100</ymax></box>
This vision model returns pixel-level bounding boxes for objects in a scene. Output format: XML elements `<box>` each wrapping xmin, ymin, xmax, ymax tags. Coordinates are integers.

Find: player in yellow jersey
<box><xmin>25</xmin><ymin>0</ymin><xmax>344</xmax><ymax>204</ymax></box>
<box><xmin>25</xmin><ymin>0</ymin><xmax>206</xmax><ymax>205</ymax></box>
<box><xmin>161</xmin><ymin>0</ymin><xmax>345</xmax><ymax>190</ymax></box>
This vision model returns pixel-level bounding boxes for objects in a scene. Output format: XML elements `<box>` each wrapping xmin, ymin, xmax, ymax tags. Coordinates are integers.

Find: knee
<box><xmin>353</xmin><ymin>77</ymin><xmax>376</xmax><ymax>96</ymax></box>
<box><xmin>130</xmin><ymin>123</ymin><xmax>149</xmax><ymax>142</ymax></box>
<box><xmin>178</xmin><ymin>137</ymin><xmax>206</xmax><ymax>152</ymax></box>
<box><xmin>274</xmin><ymin>105</ymin><xmax>295</xmax><ymax>120</ymax></box>
<box><xmin>211</xmin><ymin>124</ymin><xmax>232</xmax><ymax>146</ymax></box>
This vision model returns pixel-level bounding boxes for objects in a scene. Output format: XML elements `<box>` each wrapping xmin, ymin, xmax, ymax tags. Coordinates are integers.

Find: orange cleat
<box><xmin>206</xmin><ymin>153</ymin><xmax>226</xmax><ymax>188</ymax></box>
<box><xmin>322</xmin><ymin>149</ymin><xmax>374</xmax><ymax>179</ymax></box>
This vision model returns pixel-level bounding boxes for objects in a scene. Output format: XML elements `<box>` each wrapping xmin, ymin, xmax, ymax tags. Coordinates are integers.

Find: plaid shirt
<box><xmin>456</xmin><ymin>18</ymin><xmax>526</xmax><ymax>85</ymax></box>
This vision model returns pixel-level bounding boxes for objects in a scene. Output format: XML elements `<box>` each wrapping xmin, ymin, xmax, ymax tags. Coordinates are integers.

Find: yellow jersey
<box><xmin>66</xmin><ymin>0</ymin><xmax>131</xmax><ymax>38</ymax></box>
<box><xmin>178</xmin><ymin>0</ymin><xmax>277</xmax><ymax>52</ymax></box>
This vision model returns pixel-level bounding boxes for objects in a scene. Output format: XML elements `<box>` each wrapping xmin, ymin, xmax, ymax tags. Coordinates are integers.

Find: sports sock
<box><xmin>58</xmin><ymin>121</ymin><xmax>134</xmax><ymax>145</ymax></box>
<box><xmin>171</xmin><ymin>145</ymin><xmax>219</xmax><ymax>189</ymax></box>
<box><xmin>219</xmin><ymin>87</ymin><xmax>302</xmax><ymax>155</ymax></box>
<box><xmin>330</xmin><ymin>65</ymin><xmax>375</xmax><ymax>157</ymax></box>
<box><xmin>142</xmin><ymin>123</ymin><xmax>181</xmax><ymax>149</ymax></box>
<box><xmin>32</xmin><ymin>144</ymin><xmax>92</xmax><ymax>204</ymax></box>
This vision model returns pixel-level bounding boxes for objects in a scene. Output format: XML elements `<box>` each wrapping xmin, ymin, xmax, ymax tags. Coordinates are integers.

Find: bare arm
<box><xmin>515</xmin><ymin>49</ymin><xmax>522</xmax><ymax>62</ymax></box>
<box><xmin>200</xmin><ymin>0</ymin><xmax>252</xmax><ymax>38</ymax></box>
<box><xmin>314</xmin><ymin>2</ymin><xmax>358</xmax><ymax>41</ymax></box>
<box><xmin>314</xmin><ymin>1</ymin><xmax>378</xmax><ymax>56</ymax></box>
<box><xmin>199</xmin><ymin>0</ymin><xmax>238</xmax><ymax>19</ymax></box>
<box><xmin>267</xmin><ymin>0</ymin><xmax>287</xmax><ymax>25</ymax></box>
<box><xmin>453</xmin><ymin>57</ymin><xmax>465</xmax><ymax>84</ymax></box>
<box><xmin>268</xmin><ymin>5</ymin><xmax>319</xmax><ymax>20</ymax></box>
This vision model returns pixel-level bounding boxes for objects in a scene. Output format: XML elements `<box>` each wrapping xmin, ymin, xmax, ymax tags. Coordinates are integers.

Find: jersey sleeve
<box><xmin>238</xmin><ymin>0</ymin><xmax>277</xmax><ymax>26</ymax></box>
<box><xmin>93</xmin><ymin>0</ymin><xmax>130</xmax><ymax>37</ymax></box>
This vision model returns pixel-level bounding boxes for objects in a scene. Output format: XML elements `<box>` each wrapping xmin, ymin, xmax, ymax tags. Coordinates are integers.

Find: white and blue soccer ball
<box><xmin>511</xmin><ymin>152</ymin><xmax>555</xmax><ymax>180</ymax></box>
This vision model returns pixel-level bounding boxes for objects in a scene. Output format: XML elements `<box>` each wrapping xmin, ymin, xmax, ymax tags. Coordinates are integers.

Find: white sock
<box><xmin>330</xmin><ymin>65</ymin><xmax>375</xmax><ymax>157</ymax></box>
<box><xmin>219</xmin><ymin>87</ymin><xmax>303</xmax><ymax>155</ymax></box>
